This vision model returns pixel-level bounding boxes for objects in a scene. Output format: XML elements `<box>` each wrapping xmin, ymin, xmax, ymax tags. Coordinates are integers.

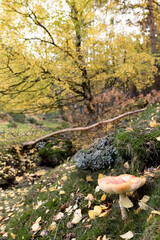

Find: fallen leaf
<box><xmin>10</xmin><ymin>233</ymin><xmax>16</xmax><ymax>239</ymax></box>
<box><xmin>54</xmin><ymin>212</ymin><xmax>64</xmax><ymax>220</ymax></box>
<box><xmin>123</xmin><ymin>162</ymin><xmax>130</xmax><ymax>169</ymax></box>
<box><xmin>147</xmin><ymin>214</ymin><xmax>153</xmax><ymax>222</ymax></box>
<box><xmin>95</xmin><ymin>186</ymin><xmax>100</xmax><ymax>193</ymax></box>
<box><xmin>35</xmin><ymin>217</ymin><xmax>42</xmax><ymax>223</ymax></box>
<box><xmin>151</xmin><ymin>210</ymin><xmax>160</xmax><ymax>216</ymax></box>
<box><xmin>88</xmin><ymin>210</ymin><xmax>96</xmax><ymax>219</ymax></box>
<box><xmin>49</xmin><ymin>186</ymin><xmax>57</xmax><ymax>192</ymax></box>
<box><xmin>156</xmin><ymin>136</ymin><xmax>160</xmax><ymax>141</ymax></box>
<box><xmin>61</xmin><ymin>175</ymin><xmax>67</xmax><ymax>181</ymax></box>
<box><xmin>99</xmin><ymin>210</ymin><xmax>110</xmax><ymax>218</ymax></box>
<box><xmin>101</xmin><ymin>194</ymin><xmax>107</xmax><ymax>201</ymax></box>
<box><xmin>49</xmin><ymin>222</ymin><xmax>57</xmax><ymax>231</ymax></box>
<box><xmin>71</xmin><ymin>209</ymin><xmax>82</xmax><ymax>224</ymax></box>
<box><xmin>149</xmin><ymin>120</ymin><xmax>157</xmax><ymax>128</ymax></box>
<box><xmin>120</xmin><ymin>231</ymin><xmax>134</xmax><ymax>239</ymax></box>
<box><xmin>98</xmin><ymin>173</ymin><xmax>104</xmax><ymax>179</ymax></box>
<box><xmin>59</xmin><ymin>190</ymin><xmax>65</xmax><ymax>195</ymax></box>
<box><xmin>31</xmin><ymin>222</ymin><xmax>41</xmax><ymax>232</ymax></box>
<box><xmin>86</xmin><ymin>175</ymin><xmax>93</xmax><ymax>182</ymax></box>
<box><xmin>134</xmin><ymin>207</ymin><xmax>141</xmax><ymax>214</ymax></box>
<box><xmin>85</xmin><ymin>193</ymin><xmax>94</xmax><ymax>201</ymax></box>
<box><xmin>120</xmin><ymin>196</ymin><xmax>133</xmax><ymax>208</ymax></box>
<box><xmin>97</xmin><ymin>236</ymin><xmax>101</xmax><ymax>240</ymax></box>
<box><xmin>94</xmin><ymin>206</ymin><xmax>102</xmax><ymax>216</ymax></box>
<box><xmin>141</xmin><ymin>195</ymin><xmax>150</xmax><ymax>203</ymax></box>
<box><xmin>138</xmin><ymin>195</ymin><xmax>150</xmax><ymax>210</ymax></box>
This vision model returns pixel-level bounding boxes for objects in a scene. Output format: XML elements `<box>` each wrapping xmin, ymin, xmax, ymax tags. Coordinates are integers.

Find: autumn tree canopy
<box><xmin>0</xmin><ymin>0</ymin><xmax>159</xmax><ymax>115</ymax></box>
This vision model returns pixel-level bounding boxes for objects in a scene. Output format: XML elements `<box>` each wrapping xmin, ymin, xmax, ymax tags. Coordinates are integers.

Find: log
<box><xmin>23</xmin><ymin>108</ymin><xmax>145</xmax><ymax>147</ymax></box>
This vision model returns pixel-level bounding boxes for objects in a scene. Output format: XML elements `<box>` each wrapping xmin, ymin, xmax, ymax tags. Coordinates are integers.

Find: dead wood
<box><xmin>22</xmin><ymin>108</ymin><xmax>145</xmax><ymax>148</ymax></box>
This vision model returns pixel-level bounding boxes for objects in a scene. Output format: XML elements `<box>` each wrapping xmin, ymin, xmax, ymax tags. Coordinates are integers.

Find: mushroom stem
<box><xmin>119</xmin><ymin>193</ymin><xmax>127</xmax><ymax>221</ymax></box>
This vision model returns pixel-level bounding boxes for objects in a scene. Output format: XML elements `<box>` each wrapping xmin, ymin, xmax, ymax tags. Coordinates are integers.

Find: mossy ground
<box><xmin>1</xmin><ymin>160</ymin><xmax>160</xmax><ymax>240</ymax></box>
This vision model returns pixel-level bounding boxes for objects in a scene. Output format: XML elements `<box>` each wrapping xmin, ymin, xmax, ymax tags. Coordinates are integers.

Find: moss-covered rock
<box><xmin>74</xmin><ymin>136</ymin><xmax>121</xmax><ymax>170</ymax></box>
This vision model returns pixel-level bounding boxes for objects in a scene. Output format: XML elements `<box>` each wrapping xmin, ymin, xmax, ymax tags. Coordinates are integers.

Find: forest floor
<box><xmin>0</xmin><ymin>104</ymin><xmax>160</xmax><ymax>240</ymax></box>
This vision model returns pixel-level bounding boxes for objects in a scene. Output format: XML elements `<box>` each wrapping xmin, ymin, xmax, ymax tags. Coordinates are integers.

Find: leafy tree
<box><xmin>0</xmin><ymin>0</ymin><xmax>158</xmax><ymax>120</ymax></box>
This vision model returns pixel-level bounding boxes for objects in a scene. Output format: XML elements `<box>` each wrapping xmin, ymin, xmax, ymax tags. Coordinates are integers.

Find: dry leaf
<box><xmin>59</xmin><ymin>190</ymin><xmax>65</xmax><ymax>195</ymax></box>
<box><xmin>123</xmin><ymin>162</ymin><xmax>130</xmax><ymax>169</ymax></box>
<box><xmin>147</xmin><ymin>214</ymin><xmax>153</xmax><ymax>222</ymax></box>
<box><xmin>134</xmin><ymin>207</ymin><xmax>141</xmax><ymax>214</ymax></box>
<box><xmin>49</xmin><ymin>222</ymin><xmax>57</xmax><ymax>231</ymax></box>
<box><xmin>86</xmin><ymin>175</ymin><xmax>93</xmax><ymax>182</ymax></box>
<box><xmin>94</xmin><ymin>206</ymin><xmax>102</xmax><ymax>216</ymax></box>
<box><xmin>54</xmin><ymin>212</ymin><xmax>64</xmax><ymax>220</ymax></box>
<box><xmin>98</xmin><ymin>173</ymin><xmax>104</xmax><ymax>179</ymax></box>
<box><xmin>151</xmin><ymin>210</ymin><xmax>160</xmax><ymax>216</ymax></box>
<box><xmin>49</xmin><ymin>186</ymin><xmax>57</xmax><ymax>192</ymax></box>
<box><xmin>120</xmin><ymin>196</ymin><xmax>133</xmax><ymax>208</ymax></box>
<box><xmin>95</xmin><ymin>186</ymin><xmax>100</xmax><ymax>193</ymax></box>
<box><xmin>149</xmin><ymin>120</ymin><xmax>157</xmax><ymax>128</ymax></box>
<box><xmin>101</xmin><ymin>194</ymin><xmax>107</xmax><ymax>201</ymax></box>
<box><xmin>120</xmin><ymin>231</ymin><xmax>134</xmax><ymax>239</ymax></box>
<box><xmin>71</xmin><ymin>209</ymin><xmax>82</xmax><ymax>224</ymax></box>
<box><xmin>35</xmin><ymin>217</ymin><xmax>42</xmax><ymax>223</ymax></box>
<box><xmin>10</xmin><ymin>233</ymin><xmax>16</xmax><ymax>239</ymax></box>
<box><xmin>99</xmin><ymin>210</ymin><xmax>110</xmax><ymax>218</ymax></box>
<box><xmin>138</xmin><ymin>195</ymin><xmax>150</xmax><ymax>210</ymax></box>
<box><xmin>85</xmin><ymin>193</ymin><xmax>94</xmax><ymax>201</ymax></box>
<box><xmin>31</xmin><ymin>222</ymin><xmax>41</xmax><ymax>232</ymax></box>
<box><xmin>156</xmin><ymin>136</ymin><xmax>160</xmax><ymax>141</ymax></box>
<box><xmin>97</xmin><ymin>236</ymin><xmax>101</xmax><ymax>240</ymax></box>
<box><xmin>61</xmin><ymin>175</ymin><xmax>67</xmax><ymax>181</ymax></box>
<box><xmin>141</xmin><ymin>195</ymin><xmax>150</xmax><ymax>203</ymax></box>
<box><xmin>88</xmin><ymin>210</ymin><xmax>96</xmax><ymax>219</ymax></box>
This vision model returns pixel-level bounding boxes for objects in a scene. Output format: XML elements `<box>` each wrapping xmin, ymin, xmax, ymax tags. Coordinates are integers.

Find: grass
<box><xmin>1</xmin><ymin>104</ymin><xmax>160</xmax><ymax>239</ymax></box>
<box><xmin>1</xmin><ymin>159</ymin><xmax>160</xmax><ymax>240</ymax></box>
<box><xmin>0</xmin><ymin>119</ymin><xmax>68</xmax><ymax>147</ymax></box>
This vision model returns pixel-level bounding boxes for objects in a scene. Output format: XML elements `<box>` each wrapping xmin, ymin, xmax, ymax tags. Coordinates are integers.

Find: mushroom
<box><xmin>98</xmin><ymin>174</ymin><xmax>146</xmax><ymax>220</ymax></box>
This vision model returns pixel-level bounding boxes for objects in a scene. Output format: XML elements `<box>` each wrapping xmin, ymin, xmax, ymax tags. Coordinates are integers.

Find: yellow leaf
<box><xmin>120</xmin><ymin>231</ymin><xmax>134</xmax><ymax>239</ymax></box>
<box><xmin>149</xmin><ymin>120</ymin><xmax>157</xmax><ymax>128</ymax></box>
<box><xmin>97</xmin><ymin>236</ymin><xmax>101</xmax><ymax>240</ymax></box>
<box><xmin>86</xmin><ymin>175</ymin><xmax>93</xmax><ymax>182</ymax></box>
<box><xmin>94</xmin><ymin>206</ymin><xmax>102</xmax><ymax>216</ymax></box>
<box><xmin>49</xmin><ymin>186</ymin><xmax>57</xmax><ymax>192</ymax></box>
<box><xmin>151</xmin><ymin>210</ymin><xmax>160</xmax><ymax>216</ymax></box>
<box><xmin>99</xmin><ymin>210</ymin><xmax>110</xmax><ymax>218</ymax></box>
<box><xmin>88</xmin><ymin>210</ymin><xmax>96</xmax><ymax>219</ymax></box>
<box><xmin>49</xmin><ymin>222</ymin><xmax>57</xmax><ymax>231</ymax></box>
<box><xmin>61</xmin><ymin>175</ymin><xmax>67</xmax><ymax>181</ymax></box>
<box><xmin>35</xmin><ymin>217</ymin><xmax>42</xmax><ymax>223</ymax></box>
<box><xmin>101</xmin><ymin>194</ymin><xmax>107</xmax><ymax>201</ymax></box>
<box><xmin>147</xmin><ymin>214</ymin><xmax>153</xmax><ymax>222</ymax></box>
<box><xmin>98</xmin><ymin>173</ymin><xmax>104</xmax><ymax>179</ymax></box>
<box><xmin>120</xmin><ymin>196</ymin><xmax>133</xmax><ymax>208</ymax></box>
<box><xmin>134</xmin><ymin>207</ymin><xmax>141</xmax><ymax>214</ymax></box>
<box><xmin>10</xmin><ymin>233</ymin><xmax>16</xmax><ymax>239</ymax></box>
<box><xmin>59</xmin><ymin>190</ymin><xmax>65</xmax><ymax>195</ymax></box>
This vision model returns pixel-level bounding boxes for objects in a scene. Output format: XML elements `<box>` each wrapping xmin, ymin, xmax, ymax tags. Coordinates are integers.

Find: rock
<box><xmin>38</xmin><ymin>138</ymin><xmax>73</xmax><ymax>168</ymax></box>
<box><xmin>74</xmin><ymin>137</ymin><xmax>121</xmax><ymax>170</ymax></box>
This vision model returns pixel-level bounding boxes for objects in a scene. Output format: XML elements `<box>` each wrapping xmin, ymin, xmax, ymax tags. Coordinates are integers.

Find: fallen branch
<box><xmin>23</xmin><ymin>108</ymin><xmax>145</xmax><ymax>147</ymax></box>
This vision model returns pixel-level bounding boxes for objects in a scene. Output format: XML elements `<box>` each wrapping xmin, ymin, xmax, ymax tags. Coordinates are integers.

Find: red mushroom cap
<box><xmin>98</xmin><ymin>174</ymin><xmax>146</xmax><ymax>194</ymax></box>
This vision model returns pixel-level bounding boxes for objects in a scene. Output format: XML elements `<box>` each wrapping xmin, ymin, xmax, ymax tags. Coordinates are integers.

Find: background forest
<box><xmin>0</xmin><ymin>0</ymin><xmax>160</xmax><ymax>124</ymax></box>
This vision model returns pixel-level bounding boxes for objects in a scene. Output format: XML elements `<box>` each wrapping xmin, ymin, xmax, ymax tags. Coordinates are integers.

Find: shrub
<box><xmin>9</xmin><ymin>113</ymin><xmax>26</xmax><ymax>123</ymax></box>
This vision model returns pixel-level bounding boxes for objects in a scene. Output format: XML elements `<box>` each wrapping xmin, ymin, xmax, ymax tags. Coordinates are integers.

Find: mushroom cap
<box><xmin>98</xmin><ymin>174</ymin><xmax>146</xmax><ymax>194</ymax></box>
